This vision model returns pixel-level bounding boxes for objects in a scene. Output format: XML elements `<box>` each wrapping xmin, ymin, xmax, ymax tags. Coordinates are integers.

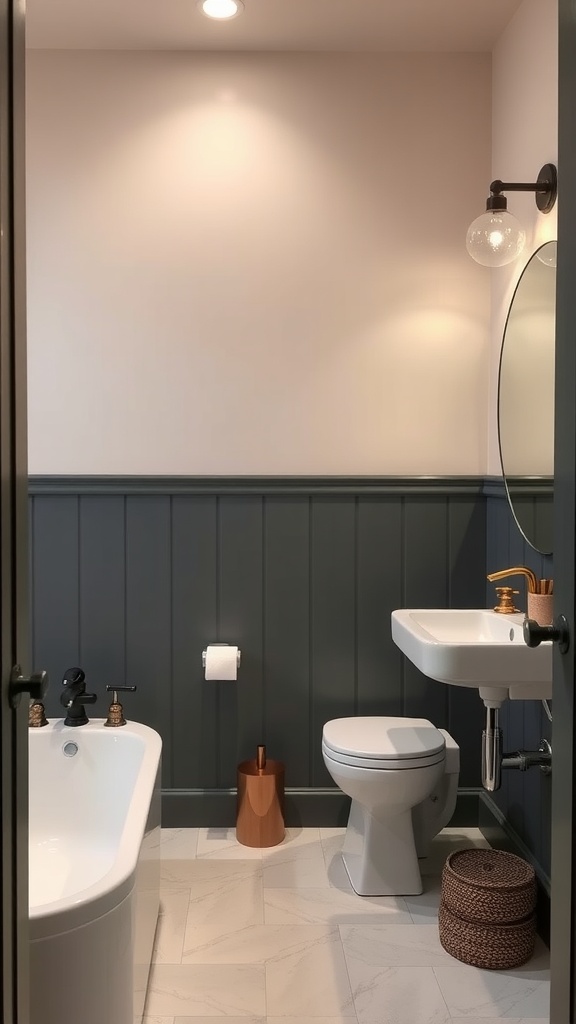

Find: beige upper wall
<box><xmin>488</xmin><ymin>0</ymin><xmax>558</xmax><ymax>474</ymax></box>
<box><xmin>26</xmin><ymin>51</ymin><xmax>491</xmax><ymax>475</ymax></box>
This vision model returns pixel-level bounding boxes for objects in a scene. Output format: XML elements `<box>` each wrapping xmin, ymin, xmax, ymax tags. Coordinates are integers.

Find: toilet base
<box><xmin>341</xmin><ymin>799</ymin><xmax>423</xmax><ymax>896</ymax></box>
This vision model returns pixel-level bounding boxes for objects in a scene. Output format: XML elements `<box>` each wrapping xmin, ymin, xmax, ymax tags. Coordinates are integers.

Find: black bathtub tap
<box><xmin>60</xmin><ymin>667</ymin><xmax>97</xmax><ymax>726</ymax></box>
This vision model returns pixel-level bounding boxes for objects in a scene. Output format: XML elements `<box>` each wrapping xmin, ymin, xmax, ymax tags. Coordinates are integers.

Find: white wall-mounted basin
<box><xmin>391</xmin><ymin>608</ymin><xmax>552</xmax><ymax>707</ymax></box>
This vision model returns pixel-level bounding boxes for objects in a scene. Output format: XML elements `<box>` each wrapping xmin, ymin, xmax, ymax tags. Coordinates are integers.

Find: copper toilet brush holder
<box><xmin>236</xmin><ymin>745</ymin><xmax>285</xmax><ymax>848</ymax></box>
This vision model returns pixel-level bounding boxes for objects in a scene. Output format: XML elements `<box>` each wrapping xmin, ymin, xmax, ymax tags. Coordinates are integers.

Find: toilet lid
<box><xmin>322</xmin><ymin>717</ymin><xmax>445</xmax><ymax>761</ymax></box>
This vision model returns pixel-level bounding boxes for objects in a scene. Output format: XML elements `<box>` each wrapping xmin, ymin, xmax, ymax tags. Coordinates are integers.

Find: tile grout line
<box><xmin>337</xmin><ymin>921</ymin><xmax>362</xmax><ymax>1024</ymax></box>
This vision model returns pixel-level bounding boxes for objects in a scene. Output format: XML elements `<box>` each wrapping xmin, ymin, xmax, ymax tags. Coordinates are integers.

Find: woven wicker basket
<box><xmin>439</xmin><ymin>903</ymin><xmax>536</xmax><ymax>970</ymax></box>
<box><xmin>441</xmin><ymin>848</ymin><xmax>536</xmax><ymax>924</ymax></box>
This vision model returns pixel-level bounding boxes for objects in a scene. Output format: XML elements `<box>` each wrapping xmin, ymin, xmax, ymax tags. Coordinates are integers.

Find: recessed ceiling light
<box><xmin>198</xmin><ymin>0</ymin><xmax>244</xmax><ymax>19</ymax></box>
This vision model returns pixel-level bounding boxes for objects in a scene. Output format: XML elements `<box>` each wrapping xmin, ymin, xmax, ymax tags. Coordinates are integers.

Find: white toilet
<box><xmin>322</xmin><ymin>716</ymin><xmax>460</xmax><ymax>896</ymax></box>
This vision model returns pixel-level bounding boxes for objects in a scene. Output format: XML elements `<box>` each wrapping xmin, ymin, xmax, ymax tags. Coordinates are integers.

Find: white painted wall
<box><xmin>489</xmin><ymin>0</ymin><xmax>558</xmax><ymax>473</ymax></box>
<box><xmin>26</xmin><ymin>51</ymin><xmax>491</xmax><ymax>475</ymax></box>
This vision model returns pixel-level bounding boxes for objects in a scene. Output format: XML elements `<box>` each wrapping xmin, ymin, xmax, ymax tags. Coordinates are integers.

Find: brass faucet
<box><xmin>486</xmin><ymin>566</ymin><xmax>538</xmax><ymax>613</ymax></box>
<box><xmin>104</xmin><ymin>685</ymin><xmax>137</xmax><ymax>727</ymax></box>
<box><xmin>491</xmin><ymin>586</ymin><xmax>520</xmax><ymax>614</ymax></box>
<box><xmin>29</xmin><ymin>699</ymin><xmax>48</xmax><ymax>727</ymax></box>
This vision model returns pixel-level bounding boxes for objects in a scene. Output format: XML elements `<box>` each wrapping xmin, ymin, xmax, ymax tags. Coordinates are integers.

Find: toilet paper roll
<box><xmin>204</xmin><ymin>644</ymin><xmax>239</xmax><ymax>681</ymax></box>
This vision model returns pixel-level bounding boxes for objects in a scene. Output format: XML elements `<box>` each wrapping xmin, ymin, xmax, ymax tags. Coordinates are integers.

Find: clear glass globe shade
<box><xmin>466</xmin><ymin>209</ymin><xmax>526</xmax><ymax>267</ymax></box>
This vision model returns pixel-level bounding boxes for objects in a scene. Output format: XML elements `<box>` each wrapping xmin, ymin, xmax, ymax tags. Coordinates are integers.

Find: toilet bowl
<box><xmin>322</xmin><ymin>717</ymin><xmax>459</xmax><ymax>896</ymax></box>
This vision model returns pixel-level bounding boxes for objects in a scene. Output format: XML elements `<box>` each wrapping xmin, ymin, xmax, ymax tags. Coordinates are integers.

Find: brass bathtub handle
<box><xmin>105</xmin><ymin>685</ymin><xmax>137</xmax><ymax>727</ymax></box>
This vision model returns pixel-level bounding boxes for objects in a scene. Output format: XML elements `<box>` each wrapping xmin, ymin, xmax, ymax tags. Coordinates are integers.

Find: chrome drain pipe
<box><xmin>482</xmin><ymin>705</ymin><xmax>502</xmax><ymax>792</ymax></box>
<box><xmin>482</xmin><ymin>704</ymin><xmax>552</xmax><ymax>791</ymax></box>
<box><xmin>502</xmin><ymin>739</ymin><xmax>552</xmax><ymax>775</ymax></box>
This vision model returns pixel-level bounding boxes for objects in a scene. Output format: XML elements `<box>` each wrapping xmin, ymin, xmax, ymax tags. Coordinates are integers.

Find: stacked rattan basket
<box><xmin>439</xmin><ymin>848</ymin><xmax>537</xmax><ymax>970</ymax></box>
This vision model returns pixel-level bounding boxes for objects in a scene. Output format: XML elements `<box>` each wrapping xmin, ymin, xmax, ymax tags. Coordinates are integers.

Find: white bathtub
<box><xmin>29</xmin><ymin>720</ymin><xmax>162</xmax><ymax>1024</ymax></box>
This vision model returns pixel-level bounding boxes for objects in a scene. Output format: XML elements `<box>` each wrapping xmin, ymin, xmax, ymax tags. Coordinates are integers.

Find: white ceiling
<box><xmin>26</xmin><ymin>0</ymin><xmax>523</xmax><ymax>53</ymax></box>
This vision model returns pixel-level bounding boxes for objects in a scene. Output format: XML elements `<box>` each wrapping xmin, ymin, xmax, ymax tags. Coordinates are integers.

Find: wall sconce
<box><xmin>466</xmin><ymin>163</ymin><xmax>557</xmax><ymax>267</ymax></box>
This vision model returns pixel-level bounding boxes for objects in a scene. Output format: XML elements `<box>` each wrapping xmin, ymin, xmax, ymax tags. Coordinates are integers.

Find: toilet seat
<box><xmin>322</xmin><ymin>742</ymin><xmax>445</xmax><ymax>771</ymax></box>
<box><xmin>322</xmin><ymin>717</ymin><xmax>446</xmax><ymax>771</ymax></box>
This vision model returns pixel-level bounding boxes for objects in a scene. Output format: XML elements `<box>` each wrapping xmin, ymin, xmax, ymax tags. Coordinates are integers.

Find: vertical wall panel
<box><xmin>78</xmin><ymin>496</ymin><xmax>125</xmax><ymax>705</ymax></box>
<box><xmin>32</xmin><ymin>495</ymin><xmax>80</xmax><ymax>716</ymax></box>
<box><xmin>264</xmin><ymin>497</ymin><xmax>311</xmax><ymax>785</ymax></box>
<box><xmin>125</xmin><ymin>496</ymin><xmax>172</xmax><ymax>782</ymax></box>
<box><xmin>535</xmin><ymin>499</ymin><xmax>553</xmax><ymax>556</ymax></box>
<box><xmin>506</xmin><ymin>505</ymin><xmax>533</xmax><ymax>840</ymax></box>
<box><xmin>171</xmin><ymin>495</ymin><xmax>218</xmax><ymax>789</ymax></box>
<box><xmin>28</xmin><ymin>498</ymin><xmax>34</xmax><ymax>667</ymax></box>
<box><xmin>218</xmin><ymin>496</ymin><xmax>264</xmax><ymax>787</ymax></box>
<box><xmin>486</xmin><ymin>485</ymin><xmax>554</xmax><ymax>884</ymax></box>
<box><xmin>523</xmin><ymin>697</ymin><xmax>544</xmax><ymax>871</ymax></box>
<box><xmin>357</xmin><ymin>497</ymin><xmax>403</xmax><ymax>717</ymax></box>
<box><xmin>487</xmin><ymin>495</ymin><xmax>513</xmax><ymax>811</ymax></box>
<box><xmin>447</xmin><ymin>499</ymin><xmax>487</xmax><ymax>786</ymax></box>
<box><xmin>448</xmin><ymin>499</ymin><xmax>487</xmax><ymax>608</ymax></box>
<box><xmin>403</xmin><ymin>498</ymin><xmax>449</xmax><ymax>727</ymax></box>
<box><xmin>511</xmin><ymin>496</ymin><xmax>536</xmax><ymax>558</ymax></box>
<box><xmin>540</xmin><ymin>754</ymin><xmax>552</xmax><ymax>882</ymax></box>
<box><xmin>310</xmin><ymin>497</ymin><xmax>357</xmax><ymax>785</ymax></box>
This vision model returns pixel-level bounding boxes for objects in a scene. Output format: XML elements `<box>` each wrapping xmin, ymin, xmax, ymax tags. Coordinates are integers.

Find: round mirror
<box><xmin>497</xmin><ymin>240</ymin><xmax>555</xmax><ymax>554</ymax></box>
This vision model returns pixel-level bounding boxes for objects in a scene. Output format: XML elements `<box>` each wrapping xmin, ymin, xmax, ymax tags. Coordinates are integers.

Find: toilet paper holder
<box><xmin>202</xmin><ymin>644</ymin><xmax>242</xmax><ymax>669</ymax></box>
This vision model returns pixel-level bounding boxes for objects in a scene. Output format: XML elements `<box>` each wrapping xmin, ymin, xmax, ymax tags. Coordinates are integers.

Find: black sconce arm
<box><xmin>488</xmin><ymin>163</ymin><xmax>557</xmax><ymax>213</ymax></box>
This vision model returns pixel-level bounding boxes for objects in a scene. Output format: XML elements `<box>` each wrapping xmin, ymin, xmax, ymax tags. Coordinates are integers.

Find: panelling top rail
<box><xmin>28</xmin><ymin>476</ymin><xmax>488</xmax><ymax>496</ymax></box>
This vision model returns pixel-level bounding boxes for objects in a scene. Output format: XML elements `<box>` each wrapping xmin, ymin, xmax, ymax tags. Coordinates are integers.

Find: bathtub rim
<box><xmin>29</xmin><ymin>719</ymin><xmax>162</xmax><ymax>941</ymax></box>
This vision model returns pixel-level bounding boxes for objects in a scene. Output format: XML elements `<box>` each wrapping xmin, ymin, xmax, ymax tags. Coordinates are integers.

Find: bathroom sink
<box><xmin>391</xmin><ymin>609</ymin><xmax>552</xmax><ymax>706</ymax></box>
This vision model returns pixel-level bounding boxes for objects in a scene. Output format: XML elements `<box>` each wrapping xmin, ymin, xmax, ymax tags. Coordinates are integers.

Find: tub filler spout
<box><xmin>60</xmin><ymin>667</ymin><xmax>97</xmax><ymax>726</ymax></box>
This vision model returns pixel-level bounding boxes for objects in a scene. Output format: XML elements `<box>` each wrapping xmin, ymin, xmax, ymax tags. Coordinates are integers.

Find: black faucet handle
<box><xmin>106</xmin><ymin>685</ymin><xmax>137</xmax><ymax>693</ymax></box>
<box><xmin>75</xmin><ymin>692</ymin><xmax>97</xmax><ymax>705</ymax></box>
<box><xmin>62</xmin><ymin>666</ymin><xmax>86</xmax><ymax>686</ymax></box>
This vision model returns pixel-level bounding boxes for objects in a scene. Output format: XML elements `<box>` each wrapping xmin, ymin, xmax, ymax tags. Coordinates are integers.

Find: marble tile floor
<box><xmin>143</xmin><ymin>826</ymin><xmax>550</xmax><ymax>1024</ymax></box>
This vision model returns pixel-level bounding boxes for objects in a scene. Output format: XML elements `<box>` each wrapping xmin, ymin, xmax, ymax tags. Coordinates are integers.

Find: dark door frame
<box><xmin>550</xmin><ymin>1</ymin><xmax>576</xmax><ymax>1021</ymax></box>
<box><xmin>0</xmin><ymin>0</ymin><xmax>30</xmax><ymax>1019</ymax></box>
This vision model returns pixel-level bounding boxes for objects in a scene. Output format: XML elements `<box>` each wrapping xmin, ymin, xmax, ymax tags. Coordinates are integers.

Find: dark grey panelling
<box><xmin>485</xmin><ymin>483</ymin><xmax>553</xmax><ymax>884</ymax></box>
<box><xmin>264</xmin><ymin>497</ymin><xmax>311</xmax><ymax>786</ymax></box>
<box><xmin>404</xmin><ymin>499</ymin><xmax>449</xmax><ymax>726</ymax></box>
<box><xmin>218</xmin><ymin>496</ymin><xmax>265</xmax><ymax>787</ymax></box>
<box><xmin>125</xmin><ymin>496</ymin><xmax>173</xmax><ymax>781</ymax></box>
<box><xmin>478</xmin><ymin>793</ymin><xmax>550</xmax><ymax>943</ymax></box>
<box><xmin>356</xmin><ymin>498</ymin><xmax>403</xmax><ymax>718</ymax></box>
<box><xmin>171</xmin><ymin>496</ymin><xmax>218</xmax><ymax>790</ymax></box>
<box><xmin>30</xmin><ymin>477</ymin><xmax>489</xmax><ymax>818</ymax></box>
<box><xmin>30</xmin><ymin>476</ymin><xmax>487</xmax><ymax>496</ymax></box>
<box><xmin>448</xmin><ymin>497</ymin><xmax>489</xmax><ymax>785</ymax></box>
<box><xmin>310</xmin><ymin>498</ymin><xmax>357</xmax><ymax>786</ymax></box>
<box><xmin>79</xmin><ymin>496</ymin><xmax>125</xmax><ymax>699</ymax></box>
<box><xmin>32</xmin><ymin>496</ymin><xmax>81</xmax><ymax>700</ymax></box>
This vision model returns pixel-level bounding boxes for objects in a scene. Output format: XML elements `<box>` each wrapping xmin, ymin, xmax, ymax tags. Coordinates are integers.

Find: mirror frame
<box><xmin>496</xmin><ymin>241</ymin><xmax>555</xmax><ymax>555</ymax></box>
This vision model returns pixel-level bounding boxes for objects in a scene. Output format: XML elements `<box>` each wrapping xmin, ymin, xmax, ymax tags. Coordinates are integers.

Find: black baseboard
<box><xmin>478</xmin><ymin>792</ymin><xmax>550</xmax><ymax>946</ymax></box>
<box><xmin>161</xmin><ymin>786</ymin><xmax>481</xmax><ymax>830</ymax></box>
<box><xmin>161</xmin><ymin>787</ymin><xmax>352</xmax><ymax>828</ymax></box>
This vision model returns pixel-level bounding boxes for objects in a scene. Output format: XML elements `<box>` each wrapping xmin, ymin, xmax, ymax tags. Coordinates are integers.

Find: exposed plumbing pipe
<box><xmin>481</xmin><ymin>704</ymin><xmax>552</xmax><ymax>791</ymax></box>
<box><xmin>501</xmin><ymin>740</ymin><xmax>552</xmax><ymax>775</ymax></box>
<box><xmin>482</xmin><ymin>706</ymin><xmax>502</xmax><ymax>792</ymax></box>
